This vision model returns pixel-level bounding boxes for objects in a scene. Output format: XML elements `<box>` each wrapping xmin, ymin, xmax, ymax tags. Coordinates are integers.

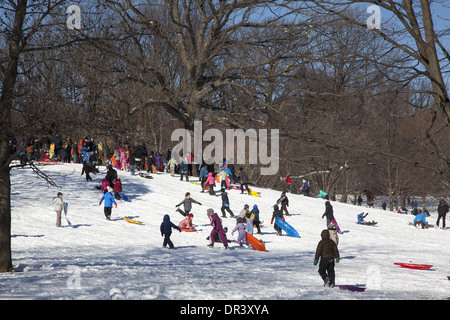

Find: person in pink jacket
<box><xmin>178</xmin><ymin>213</ymin><xmax>194</xmax><ymax>230</ymax></box>
<box><xmin>205</xmin><ymin>172</ymin><xmax>216</xmax><ymax>195</ymax></box>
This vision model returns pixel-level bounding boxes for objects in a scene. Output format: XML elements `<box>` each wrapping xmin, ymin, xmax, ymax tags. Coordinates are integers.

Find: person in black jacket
<box><xmin>105</xmin><ymin>164</ymin><xmax>118</xmax><ymax>185</ymax></box>
<box><xmin>220</xmin><ymin>189</ymin><xmax>234</xmax><ymax>218</ymax></box>
<box><xmin>160</xmin><ymin>214</ymin><xmax>181</xmax><ymax>249</ymax></box>
<box><xmin>271</xmin><ymin>204</ymin><xmax>284</xmax><ymax>236</ymax></box>
<box><xmin>277</xmin><ymin>192</ymin><xmax>289</xmax><ymax>216</ymax></box>
<box><xmin>322</xmin><ymin>201</ymin><xmax>334</xmax><ymax>227</ymax></box>
<box><xmin>436</xmin><ymin>199</ymin><xmax>449</xmax><ymax>229</ymax></box>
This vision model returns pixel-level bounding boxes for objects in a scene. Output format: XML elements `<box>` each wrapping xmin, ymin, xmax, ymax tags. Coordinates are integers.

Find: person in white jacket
<box><xmin>53</xmin><ymin>192</ymin><xmax>64</xmax><ymax>227</ymax></box>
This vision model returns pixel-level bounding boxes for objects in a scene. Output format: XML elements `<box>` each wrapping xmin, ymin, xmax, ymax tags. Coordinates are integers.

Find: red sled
<box><xmin>394</xmin><ymin>263</ymin><xmax>432</xmax><ymax>270</ymax></box>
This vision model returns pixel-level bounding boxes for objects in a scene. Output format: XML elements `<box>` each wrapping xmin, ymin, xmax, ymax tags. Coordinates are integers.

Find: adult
<box><xmin>322</xmin><ymin>201</ymin><xmax>334</xmax><ymax>227</ymax></box>
<box><xmin>364</xmin><ymin>189</ymin><xmax>376</xmax><ymax>208</ymax></box>
<box><xmin>436</xmin><ymin>199</ymin><xmax>449</xmax><ymax>229</ymax></box>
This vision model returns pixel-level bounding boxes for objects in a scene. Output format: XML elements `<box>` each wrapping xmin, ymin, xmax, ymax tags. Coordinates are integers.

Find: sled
<box><xmin>121</xmin><ymin>193</ymin><xmax>131</xmax><ymax>202</ymax></box>
<box><xmin>275</xmin><ymin>217</ymin><xmax>300</xmax><ymax>238</ymax></box>
<box><xmin>246</xmin><ymin>232</ymin><xmax>266</xmax><ymax>251</ymax></box>
<box><xmin>394</xmin><ymin>263</ymin><xmax>432</xmax><ymax>270</ymax></box>
<box><xmin>408</xmin><ymin>222</ymin><xmax>434</xmax><ymax>229</ymax></box>
<box><xmin>248</xmin><ymin>188</ymin><xmax>261</xmax><ymax>197</ymax></box>
<box><xmin>337</xmin><ymin>285</ymin><xmax>366</xmax><ymax>293</ymax></box>
<box><xmin>357</xmin><ymin>221</ymin><xmax>377</xmax><ymax>226</ymax></box>
<box><xmin>180</xmin><ymin>227</ymin><xmax>196</xmax><ymax>232</ymax></box>
<box><xmin>123</xmin><ymin>217</ymin><xmax>144</xmax><ymax>225</ymax></box>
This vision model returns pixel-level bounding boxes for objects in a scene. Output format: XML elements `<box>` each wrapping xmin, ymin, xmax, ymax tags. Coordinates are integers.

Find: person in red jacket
<box><xmin>285</xmin><ymin>174</ymin><xmax>291</xmax><ymax>193</ymax></box>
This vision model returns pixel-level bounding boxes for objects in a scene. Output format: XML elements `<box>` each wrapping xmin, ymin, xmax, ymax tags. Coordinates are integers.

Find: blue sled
<box><xmin>121</xmin><ymin>193</ymin><xmax>131</xmax><ymax>202</ymax></box>
<box><xmin>275</xmin><ymin>217</ymin><xmax>300</xmax><ymax>238</ymax></box>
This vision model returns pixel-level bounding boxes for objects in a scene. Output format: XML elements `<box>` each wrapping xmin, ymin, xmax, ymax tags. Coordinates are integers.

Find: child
<box><xmin>207</xmin><ymin>208</ymin><xmax>228</xmax><ymax>249</ymax></box>
<box><xmin>220</xmin><ymin>189</ymin><xmax>234</xmax><ymax>218</ymax></box>
<box><xmin>314</xmin><ymin>229</ymin><xmax>340</xmax><ymax>287</ymax></box>
<box><xmin>245</xmin><ymin>212</ymin><xmax>254</xmax><ymax>235</ymax></box>
<box><xmin>322</xmin><ymin>201</ymin><xmax>334</xmax><ymax>227</ymax></box>
<box><xmin>239</xmin><ymin>204</ymin><xmax>250</xmax><ymax>219</ymax></box>
<box><xmin>271</xmin><ymin>204</ymin><xmax>284</xmax><ymax>236</ymax></box>
<box><xmin>53</xmin><ymin>192</ymin><xmax>64</xmax><ymax>227</ymax></box>
<box><xmin>413</xmin><ymin>211</ymin><xmax>429</xmax><ymax>229</ymax></box>
<box><xmin>300</xmin><ymin>179</ymin><xmax>310</xmax><ymax>196</ymax></box>
<box><xmin>198</xmin><ymin>165</ymin><xmax>209</xmax><ymax>192</ymax></box>
<box><xmin>250</xmin><ymin>204</ymin><xmax>261</xmax><ymax>234</ymax></box>
<box><xmin>178</xmin><ymin>213</ymin><xmax>194</xmax><ymax>231</ymax></box>
<box><xmin>232</xmin><ymin>217</ymin><xmax>249</xmax><ymax>248</ymax></box>
<box><xmin>160</xmin><ymin>214</ymin><xmax>181</xmax><ymax>249</ymax></box>
<box><xmin>219</xmin><ymin>167</ymin><xmax>228</xmax><ymax>190</ymax></box>
<box><xmin>277</xmin><ymin>192</ymin><xmax>289</xmax><ymax>216</ymax></box>
<box><xmin>285</xmin><ymin>174</ymin><xmax>291</xmax><ymax>193</ymax></box>
<box><xmin>357</xmin><ymin>212</ymin><xmax>368</xmax><ymax>224</ymax></box>
<box><xmin>112</xmin><ymin>178</ymin><xmax>122</xmax><ymax>200</ymax></box>
<box><xmin>327</xmin><ymin>222</ymin><xmax>339</xmax><ymax>246</ymax></box>
<box><xmin>99</xmin><ymin>186</ymin><xmax>117</xmax><ymax>220</ymax></box>
<box><xmin>205</xmin><ymin>172</ymin><xmax>216</xmax><ymax>195</ymax></box>
<box><xmin>175</xmin><ymin>192</ymin><xmax>202</xmax><ymax>217</ymax></box>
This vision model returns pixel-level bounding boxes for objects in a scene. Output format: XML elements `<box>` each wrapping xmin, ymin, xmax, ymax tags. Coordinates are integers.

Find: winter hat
<box><xmin>223</xmin><ymin>227</ymin><xmax>228</xmax><ymax>233</ymax></box>
<box><xmin>57</xmin><ymin>192</ymin><xmax>63</xmax><ymax>196</ymax></box>
<box><xmin>253</xmin><ymin>204</ymin><xmax>258</xmax><ymax>209</ymax></box>
<box><xmin>244</xmin><ymin>204</ymin><xmax>249</xmax><ymax>209</ymax></box>
<box><xmin>107</xmin><ymin>186</ymin><xmax>113</xmax><ymax>193</ymax></box>
<box><xmin>188</xmin><ymin>213</ymin><xmax>194</xmax><ymax>218</ymax></box>
<box><xmin>206</xmin><ymin>208</ymin><xmax>214</xmax><ymax>216</ymax></box>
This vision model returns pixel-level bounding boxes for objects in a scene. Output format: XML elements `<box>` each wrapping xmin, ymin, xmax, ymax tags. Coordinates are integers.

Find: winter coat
<box><xmin>113</xmin><ymin>179</ymin><xmax>122</xmax><ymax>192</ymax></box>
<box><xmin>250</xmin><ymin>207</ymin><xmax>260</xmax><ymax>222</ymax></box>
<box><xmin>176</xmin><ymin>197</ymin><xmax>201</xmax><ymax>212</ymax></box>
<box><xmin>271</xmin><ymin>207</ymin><xmax>284</xmax><ymax>223</ymax></box>
<box><xmin>101</xmin><ymin>178</ymin><xmax>110</xmax><ymax>192</ymax></box>
<box><xmin>160</xmin><ymin>214</ymin><xmax>181</xmax><ymax>235</ymax></box>
<box><xmin>232</xmin><ymin>219</ymin><xmax>247</xmax><ymax>243</ymax></box>
<box><xmin>205</xmin><ymin>172</ymin><xmax>216</xmax><ymax>186</ymax></box>
<box><xmin>239</xmin><ymin>169</ymin><xmax>249</xmax><ymax>184</ymax></box>
<box><xmin>178</xmin><ymin>216</ymin><xmax>193</xmax><ymax>230</ymax></box>
<box><xmin>199</xmin><ymin>167</ymin><xmax>209</xmax><ymax>180</ymax></box>
<box><xmin>100</xmin><ymin>192</ymin><xmax>117</xmax><ymax>208</ymax></box>
<box><xmin>277</xmin><ymin>194</ymin><xmax>289</xmax><ymax>206</ymax></box>
<box><xmin>239</xmin><ymin>208</ymin><xmax>249</xmax><ymax>219</ymax></box>
<box><xmin>327</xmin><ymin>223</ymin><xmax>339</xmax><ymax>245</ymax></box>
<box><xmin>357</xmin><ymin>212</ymin><xmax>368</xmax><ymax>223</ymax></box>
<box><xmin>179</xmin><ymin>161</ymin><xmax>188</xmax><ymax>174</ymax></box>
<box><xmin>154</xmin><ymin>152</ymin><xmax>163</xmax><ymax>167</ymax></box>
<box><xmin>315</xmin><ymin>230</ymin><xmax>340</xmax><ymax>260</ymax></box>
<box><xmin>322</xmin><ymin>202</ymin><xmax>334</xmax><ymax>220</ymax></box>
<box><xmin>53</xmin><ymin>196</ymin><xmax>64</xmax><ymax>211</ymax></box>
<box><xmin>209</xmin><ymin>212</ymin><xmax>224</xmax><ymax>230</ymax></box>
<box><xmin>285</xmin><ymin>176</ymin><xmax>291</xmax><ymax>184</ymax></box>
<box><xmin>105</xmin><ymin>167</ymin><xmax>118</xmax><ymax>184</ymax></box>
<box><xmin>219</xmin><ymin>169</ymin><xmax>228</xmax><ymax>180</ymax></box>
<box><xmin>167</xmin><ymin>158</ymin><xmax>177</xmax><ymax>170</ymax></box>
<box><xmin>221</xmin><ymin>192</ymin><xmax>230</xmax><ymax>207</ymax></box>
<box><xmin>413</xmin><ymin>212</ymin><xmax>428</xmax><ymax>225</ymax></box>
<box><xmin>437</xmin><ymin>200</ymin><xmax>449</xmax><ymax>216</ymax></box>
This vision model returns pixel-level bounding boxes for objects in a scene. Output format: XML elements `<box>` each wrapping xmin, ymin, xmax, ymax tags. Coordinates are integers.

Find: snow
<box><xmin>2</xmin><ymin>162</ymin><xmax>449</xmax><ymax>300</ymax></box>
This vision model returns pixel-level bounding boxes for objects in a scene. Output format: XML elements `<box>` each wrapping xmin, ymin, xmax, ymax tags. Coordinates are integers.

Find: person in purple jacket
<box><xmin>207</xmin><ymin>208</ymin><xmax>229</xmax><ymax>249</ymax></box>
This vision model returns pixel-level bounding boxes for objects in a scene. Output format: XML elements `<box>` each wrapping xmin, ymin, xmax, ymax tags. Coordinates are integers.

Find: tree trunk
<box><xmin>0</xmin><ymin>141</ymin><xmax>13</xmax><ymax>272</ymax></box>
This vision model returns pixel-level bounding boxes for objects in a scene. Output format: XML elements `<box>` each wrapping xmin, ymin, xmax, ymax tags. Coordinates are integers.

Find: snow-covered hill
<box><xmin>2</xmin><ymin>163</ymin><xmax>449</xmax><ymax>300</ymax></box>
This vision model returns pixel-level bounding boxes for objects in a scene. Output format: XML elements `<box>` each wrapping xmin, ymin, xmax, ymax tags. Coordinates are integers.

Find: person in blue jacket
<box><xmin>199</xmin><ymin>164</ymin><xmax>209</xmax><ymax>192</ymax></box>
<box><xmin>250</xmin><ymin>204</ymin><xmax>261</xmax><ymax>234</ymax></box>
<box><xmin>413</xmin><ymin>210</ymin><xmax>428</xmax><ymax>229</ymax></box>
<box><xmin>99</xmin><ymin>186</ymin><xmax>117</xmax><ymax>220</ymax></box>
<box><xmin>160</xmin><ymin>214</ymin><xmax>181</xmax><ymax>249</ymax></box>
<box><xmin>357</xmin><ymin>212</ymin><xmax>368</xmax><ymax>224</ymax></box>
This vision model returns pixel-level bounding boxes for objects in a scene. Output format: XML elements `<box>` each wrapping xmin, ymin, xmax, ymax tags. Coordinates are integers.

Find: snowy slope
<box><xmin>1</xmin><ymin>162</ymin><xmax>449</xmax><ymax>300</ymax></box>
